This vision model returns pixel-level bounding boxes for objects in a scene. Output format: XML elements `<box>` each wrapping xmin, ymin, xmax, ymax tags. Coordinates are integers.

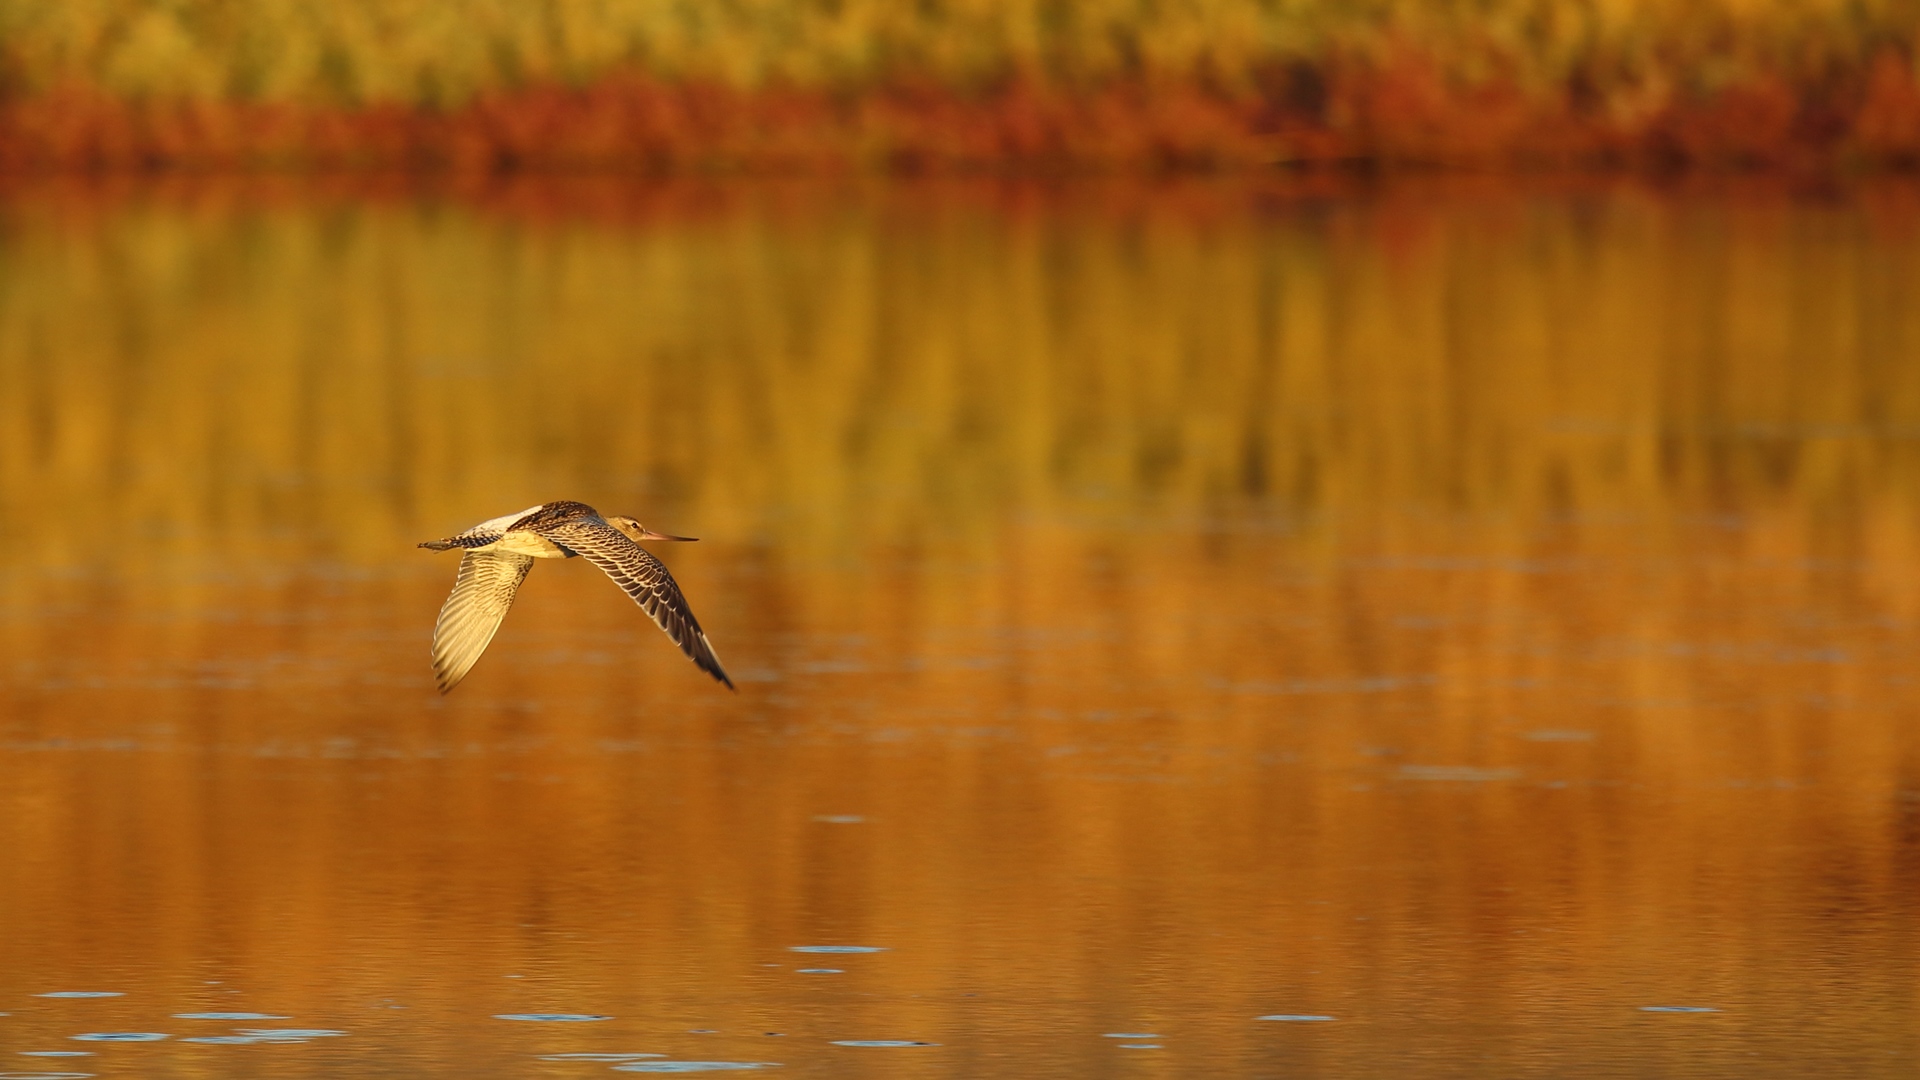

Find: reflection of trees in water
<box><xmin>0</xmin><ymin>180</ymin><xmax>1917</xmax><ymax>1074</ymax></box>
<box><xmin>2</xmin><ymin>180</ymin><xmax>1917</xmax><ymax>566</ymax></box>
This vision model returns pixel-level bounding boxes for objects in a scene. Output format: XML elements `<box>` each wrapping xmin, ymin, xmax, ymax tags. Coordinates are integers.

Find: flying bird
<box><xmin>418</xmin><ymin>500</ymin><xmax>733</xmax><ymax>693</ymax></box>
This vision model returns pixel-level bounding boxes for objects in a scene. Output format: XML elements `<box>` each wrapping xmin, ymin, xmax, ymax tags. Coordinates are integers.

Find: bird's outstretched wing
<box><xmin>536</xmin><ymin>517</ymin><xmax>734</xmax><ymax>689</ymax></box>
<box><xmin>431</xmin><ymin>550</ymin><xmax>536</xmax><ymax>693</ymax></box>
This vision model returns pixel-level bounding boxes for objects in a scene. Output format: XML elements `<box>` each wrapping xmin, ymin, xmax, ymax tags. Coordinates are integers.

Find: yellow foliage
<box><xmin>0</xmin><ymin>0</ymin><xmax>1915</xmax><ymax>104</ymax></box>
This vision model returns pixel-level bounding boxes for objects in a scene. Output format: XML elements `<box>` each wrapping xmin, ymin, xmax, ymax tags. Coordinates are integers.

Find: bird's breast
<box><xmin>492</xmin><ymin>531</ymin><xmax>575</xmax><ymax>558</ymax></box>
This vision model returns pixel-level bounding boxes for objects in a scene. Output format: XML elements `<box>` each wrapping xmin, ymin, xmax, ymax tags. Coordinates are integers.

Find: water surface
<box><xmin>1</xmin><ymin>177</ymin><xmax>1918</xmax><ymax>1077</ymax></box>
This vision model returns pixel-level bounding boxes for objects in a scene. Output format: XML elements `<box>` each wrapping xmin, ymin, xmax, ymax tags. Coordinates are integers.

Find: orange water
<box><xmin>1</xmin><ymin>177</ymin><xmax>1918</xmax><ymax>1077</ymax></box>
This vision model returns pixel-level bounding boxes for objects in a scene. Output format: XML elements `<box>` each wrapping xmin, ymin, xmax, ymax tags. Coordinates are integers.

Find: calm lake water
<box><xmin>2</xmin><ymin>177</ymin><xmax>1919</xmax><ymax>1077</ymax></box>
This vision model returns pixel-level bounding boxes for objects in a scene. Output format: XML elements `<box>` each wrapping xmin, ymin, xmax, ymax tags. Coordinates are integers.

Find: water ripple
<box><xmin>1397</xmin><ymin>765</ymin><xmax>1522</xmax><ymax>782</ymax></box>
<box><xmin>611</xmin><ymin>1064</ymin><xmax>778</xmax><ymax>1073</ymax></box>
<box><xmin>235</xmin><ymin>1029</ymin><xmax>346</xmax><ymax>1039</ymax></box>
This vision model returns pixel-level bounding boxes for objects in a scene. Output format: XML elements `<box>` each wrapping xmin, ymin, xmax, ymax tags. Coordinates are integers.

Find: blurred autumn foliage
<box><xmin>3</xmin><ymin>0</ymin><xmax>1920</xmax><ymax>169</ymax></box>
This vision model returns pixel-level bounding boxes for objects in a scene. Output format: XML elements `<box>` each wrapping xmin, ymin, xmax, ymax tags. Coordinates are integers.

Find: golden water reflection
<box><xmin>1</xmin><ymin>178</ymin><xmax>1919</xmax><ymax>1077</ymax></box>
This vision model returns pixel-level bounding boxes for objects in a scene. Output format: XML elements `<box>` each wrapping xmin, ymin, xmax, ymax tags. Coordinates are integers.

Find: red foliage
<box><xmin>5</xmin><ymin>59</ymin><xmax>1920</xmax><ymax>171</ymax></box>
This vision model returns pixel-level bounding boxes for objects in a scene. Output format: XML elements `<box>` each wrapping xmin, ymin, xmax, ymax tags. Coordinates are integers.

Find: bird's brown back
<box><xmin>508</xmin><ymin>501</ymin><xmax>598</xmax><ymax>532</ymax></box>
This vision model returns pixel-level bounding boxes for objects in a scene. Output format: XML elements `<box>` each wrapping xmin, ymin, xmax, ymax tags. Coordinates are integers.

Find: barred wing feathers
<box><xmin>431</xmin><ymin>550</ymin><xmax>536</xmax><ymax>693</ymax></box>
<box><xmin>539</xmin><ymin>518</ymin><xmax>734</xmax><ymax>689</ymax></box>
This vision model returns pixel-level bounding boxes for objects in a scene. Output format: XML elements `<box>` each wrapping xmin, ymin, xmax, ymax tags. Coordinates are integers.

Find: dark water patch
<box><xmin>34</xmin><ymin>994</ymin><xmax>120</xmax><ymax>1000</ymax></box>
<box><xmin>494</xmin><ymin>1014</ymin><xmax>612</xmax><ymax>1022</ymax></box>
<box><xmin>795</xmin><ymin>969</ymin><xmax>842</xmax><ymax>974</ymax></box>
<box><xmin>173</xmin><ymin>1012</ymin><xmax>288</xmax><ymax>1020</ymax></box>
<box><xmin>830</xmin><ymin>1040</ymin><xmax>937</xmax><ymax>1047</ymax></box>
<box><xmin>788</xmin><ymin>946</ymin><xmax>885</xmax><ymax>954</ymax></box>
<box><xmin>14</xmin><ymin>1055</ymin><xmax>89</xmax><ymax>1059</ymax></box>
<box><xmin>1640</xmin><ymin>1006</ymin><xmax>1719</xmax><ymax>1013</ymax></box>
<box><xmin>1119</xmin><ymin>1044</ymin><xmax>1161</xmax><ymax>1049</ymax></box>
<box><xmin>1258</xmin><ymin>1015</ymin><xmax>1335</xmax><ymax>1022</ymax></box>
<box><xmin>67</xmin><ymin>1034</ymin><xmax>167</xmax><ymax>1042</ymax></box>
<box><xmin>0</xmin><ymin>1072</ymin><xmax>95</xmax><ymax>1079</ymax></box>
<box><xmin>1102</xmin><ymin>1033</ymin><xmax>1158</xmax><ymax>1038</ymax></box>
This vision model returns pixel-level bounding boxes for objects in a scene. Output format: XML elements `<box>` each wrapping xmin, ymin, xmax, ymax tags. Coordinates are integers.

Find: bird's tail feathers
<box><xmin>420</xmin><ymin>534</ymin><xmax>499</xmax><ymax>551</ymax></box>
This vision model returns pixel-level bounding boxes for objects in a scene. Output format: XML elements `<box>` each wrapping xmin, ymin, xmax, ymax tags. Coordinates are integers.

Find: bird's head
<box><xmin>608</xmin><ymin>515</ymin><xmax>697</xmax><ymax>543</ymax></box>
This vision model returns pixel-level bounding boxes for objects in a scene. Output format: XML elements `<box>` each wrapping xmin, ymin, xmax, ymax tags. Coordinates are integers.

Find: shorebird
<box><xmin>418</xmin><ymin>500</ymin><xmax>733</xmax><ymax>693</ymax></box>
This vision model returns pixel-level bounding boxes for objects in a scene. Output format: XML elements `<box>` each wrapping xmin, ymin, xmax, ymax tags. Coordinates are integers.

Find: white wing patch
<box><xmin>463</xmin><ymin>504</ymin><xmax>547</xmax><ymax>538</ymax></box>
<box><xmin>431</xmin><ymin>550</ymin><xmax>536</xmax><ymax>692</ymax></box>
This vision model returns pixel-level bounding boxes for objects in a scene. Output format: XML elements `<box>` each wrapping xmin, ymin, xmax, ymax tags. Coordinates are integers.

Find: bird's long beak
<box><xmin>635</xmin><ymin>528</ymin><xmax>698</xmax><ymax>542</ymax></box>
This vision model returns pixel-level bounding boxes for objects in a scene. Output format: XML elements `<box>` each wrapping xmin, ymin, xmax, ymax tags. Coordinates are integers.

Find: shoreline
<box><xmin>7</xmin><ymin>61</ymin><xmax>1920</xmax><ymax>174</ymax></box>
